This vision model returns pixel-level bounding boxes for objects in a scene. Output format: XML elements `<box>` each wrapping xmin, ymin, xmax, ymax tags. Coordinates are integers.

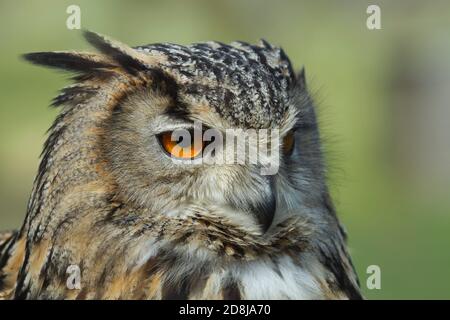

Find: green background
<box><xmin>1</xmin><ymin>0</ymin><xmax>449</xmax><ymax>299</ymax></box>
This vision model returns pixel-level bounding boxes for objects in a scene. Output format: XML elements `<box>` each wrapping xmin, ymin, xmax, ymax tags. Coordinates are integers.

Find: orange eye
<box><xmin>159</xmin><ymin>131</ymin><xmax>204</xmax><ymax>159</ymax></box>
<box><xmin>282</xmin><ymin>130</ymin><xmax>295</xmax><ymax>156</ymax></box>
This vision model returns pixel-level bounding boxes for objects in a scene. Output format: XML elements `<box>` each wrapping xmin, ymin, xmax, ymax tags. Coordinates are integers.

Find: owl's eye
<box><xmin>282</xmin><ymin>130</ymin><xmax>295</xmax><ymax>156</ymax></box>
<box><xmin>158</xmin><ymin>130</ymin><xmax>204</xmax><ymax>160</ymax></box>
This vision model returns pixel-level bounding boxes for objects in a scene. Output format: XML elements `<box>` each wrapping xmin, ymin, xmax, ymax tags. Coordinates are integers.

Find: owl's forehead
<box><xmin>135</xmin><ymin>41</ymin><xmax>296</xmax><ymax>129</ymax></box>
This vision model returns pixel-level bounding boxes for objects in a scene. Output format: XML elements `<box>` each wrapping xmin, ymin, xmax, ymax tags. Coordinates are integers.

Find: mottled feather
<box><xmin>0</xmin><ymin>32</ymin><xmax>362</xmax><ymax>300</ymax></box>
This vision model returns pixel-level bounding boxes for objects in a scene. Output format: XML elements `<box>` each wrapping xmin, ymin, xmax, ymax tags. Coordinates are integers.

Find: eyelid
<box><xmin>150</xmin><ymin>116</ymin><xmax>195</xmax><ymax>135</ymax></box>
<box><xmin>153</xmin><ymin>124</ymin><xmax>194</xmax><ymax>135</ymax></box>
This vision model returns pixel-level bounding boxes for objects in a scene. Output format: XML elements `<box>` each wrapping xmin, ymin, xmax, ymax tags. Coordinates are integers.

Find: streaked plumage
<box><xmin>0</xmin><ymin>32</ymin><xmax>362</xmax><ymax>299</ymax></box>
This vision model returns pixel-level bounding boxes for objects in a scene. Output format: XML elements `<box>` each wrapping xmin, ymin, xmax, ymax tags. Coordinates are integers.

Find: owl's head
<box><xmin>24</xmin><ymin>32</ymin><xmax>326</xmax><ymax>234</ymax></box>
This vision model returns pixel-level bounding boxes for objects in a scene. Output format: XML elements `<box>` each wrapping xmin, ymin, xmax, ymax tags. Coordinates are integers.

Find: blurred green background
<box><xmin>1</xmin><ymin>0</ymin><xmax>449</xmax><ymax>299</ymax></box>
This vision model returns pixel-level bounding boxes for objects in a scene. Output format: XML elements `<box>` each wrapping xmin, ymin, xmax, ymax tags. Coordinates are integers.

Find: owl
<box><xmin>0</xmin><ymin>31</ymin><xmax>362</xmax><ymax>300</ymax></box>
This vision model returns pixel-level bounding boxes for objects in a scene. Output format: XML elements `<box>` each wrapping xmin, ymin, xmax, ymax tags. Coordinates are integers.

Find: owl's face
<box><xmin>96</xmin><ymin>39</ymin><xmax>324</xmax><ymax>232</ymax></box>
<box><xmin>24</xmin><ymin>32</ymin><xmax>325</xmax><ymax>233</ymax></box>
<box><xmin>11</xmin><ymin>32</ymin><xmax>362</xmax><ymax>300</ymax></box>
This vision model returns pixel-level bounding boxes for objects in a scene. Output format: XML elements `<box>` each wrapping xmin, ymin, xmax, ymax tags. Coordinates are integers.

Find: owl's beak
<box><xmin>250</xmin><ymin>175</ymin><xmax>276</xmax><ymax>232</ymax></box>
<box><xmin>228</xmin><ymin>175</ymin><xmax>277</xmax><ymax>233</ymax></box>
<box><xmin>255</xmin><ymin>189</ymin><xmax>276</xmax><ymax>232</ymax></box>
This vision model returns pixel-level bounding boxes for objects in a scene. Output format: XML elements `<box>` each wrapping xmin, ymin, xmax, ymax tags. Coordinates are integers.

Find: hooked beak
<box><xmin>254</xmin><ymin>189</ymin><xmax>276</xmax><ymax>232</ymax></box>
<box><xmin>249</xmin><ymin>175</ymin><xmax>277</xmax><ymax>232</ymax></box>
<box><xmin>227</xmin><ymin>174</ymin><xmax>277</xmax><ymax>233</ymax></box>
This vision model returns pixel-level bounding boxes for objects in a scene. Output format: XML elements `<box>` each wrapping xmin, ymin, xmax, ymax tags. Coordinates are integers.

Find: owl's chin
<box><xmin>156</xmin><ymin>202</ymin><xmax>311</xmax><ymax>258</ymax></box>
<box><xmin>163</xmin><ymin>202</ymin><xmax>265</xmax><ymax>235</ymax></box>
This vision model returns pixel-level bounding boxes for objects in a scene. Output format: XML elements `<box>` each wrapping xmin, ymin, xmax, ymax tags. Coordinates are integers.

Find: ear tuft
<box><xmin>258</xmin><ymin>39</ymin><xmax>273</xmax><ymax>49</ymax></box>
<box><xmin>296</xmin><ymin>66</ymin><xmax>306</xmax><ymax>90</ymax></box>
<box><xmin>83</xmin><ymin>30</ymin><xmax>147</xmax><ymax>74</ymax></box>
<box><xmin>22</xmin><ymin>51</ymin><xmax>115</xmax><ymax>73</ymax></box>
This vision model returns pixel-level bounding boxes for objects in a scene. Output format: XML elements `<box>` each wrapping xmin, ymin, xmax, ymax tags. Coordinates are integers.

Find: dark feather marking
<box><xmin>22</xmin><ymin>52</ymin><xmax>114</xmax><ymax>73</ymax></box>
<box><xmin>222</xmin><ymin>281</ymin><xmax>241</xmax><ymax>300</ymax></box>
<box><xmin>0</xmin><ymin>231</ymin><xmax>19</xmax><ymax>292</ymax></box>
<box><xmin>39</xmin><ymin>209</ymin><xmax>87</xmax><ymax>292</ymax></box>
<box><xmin>278</xmin><ymin>47</ymin><xmax>295</xmax><ymax>82</ymax></box>
<box><xmin>29</xmin><ymin>122</ymin><xmax>68</xmax><ymax>242</ymax></box>
<box><xmin>127</xmin><ymin>257</ymin><xmax>159</xmax><ymax>298</ymax></box>
<box><xmin>317</xmin><ymin>242</ymin><xmax>362</xmax><ymax>300</ymax></box>
<box><xmin>13</xmin><ymin>240</ymin><xmax>33</xmax><ymax>299</ymax></box>
<box><xmin>296</xmin><ymin>67</ymin><xmax>306</xmax><ymax>91</ymax></box>
<box><xmin>71</xmin><ymin>70</ymin><xmax>115</xmax><ymax>82</ymax></box>
<box><xmin>101</xmin><ymin>201</ymin><xmax>125</xmax><ymax>223</ymax></box>
<box><xmin>322</xmin><ymin>192</ymin><xmax>361</xmax><ymax>290</ymax></box>
<box><xmin>160</xmin><ymin>267</ymin><xmax>191</xmax><ymax>300</ymax></box>
<box><xmin>0</xmin><ymin>231</ymin><xmax>18</xmax><ymax>269</ymax></box>
<box><xmin>159</xmin><ymin>252</ymin><xmax>197</xmax><ymax>300</ymax></box>
<box><xmin>270</xmin><ymin>256</ymin><xmax>284</xmax><ymax>279</ymax></box>
<box><xmin>162</xmin><ymin>103</ymin><xmax>191</xmax><ymax>123</ymax></box>
<box><xmin>188</xmin><ymin>266</ymin><xmax>211</xmax><ymax>298</ymax></box>
<box><xmin>147</xmin><ymin>68</ymin><xmax>180</xmax><ymax>100</ymax></box>
<box><xmin>38</xmin><ymin>245</ymin><xmax>55</xmax><ymax>291</ymax></box>
<box><xmin>0</xmin><ymin>275</ymin><xmax>7</xmax><ymax>292</ymax></box>
<box><xmin>51</xmin><ymin>85</ymin><xmax>98</xmax><ymax>107</ymax></box>
<box><xmin>83</xmin><ymin>31</ymin><xmax>146</xmax><ymax>75</ymax></box>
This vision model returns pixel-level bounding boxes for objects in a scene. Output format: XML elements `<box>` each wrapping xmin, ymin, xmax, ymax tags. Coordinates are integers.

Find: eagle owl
<box><xmin>0</xmin><ymin>32</ymin><xmax>362</xmax><ymax>299</ymax></box>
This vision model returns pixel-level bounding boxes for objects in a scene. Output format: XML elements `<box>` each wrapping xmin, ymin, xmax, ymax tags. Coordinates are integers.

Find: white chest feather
<box><xmin>233</xmin><ymin>255</ymin><xmax>326</xmax><ymax>299</ymax></box>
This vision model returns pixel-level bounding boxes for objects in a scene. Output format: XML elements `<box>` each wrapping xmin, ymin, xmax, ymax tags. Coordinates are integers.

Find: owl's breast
<box><xmin>122</xmin><ymin>249</ymin><xmax>343</xmax><ymax>300</ymax></box>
